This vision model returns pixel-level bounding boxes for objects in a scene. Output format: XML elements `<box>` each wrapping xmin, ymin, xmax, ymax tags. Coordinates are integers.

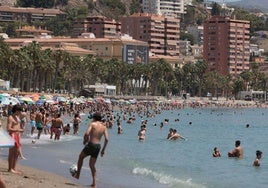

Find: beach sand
<box><xmin>0</xmin><ymin>159</ymin><xmax>82</xmax><ymax>188</ymax></box>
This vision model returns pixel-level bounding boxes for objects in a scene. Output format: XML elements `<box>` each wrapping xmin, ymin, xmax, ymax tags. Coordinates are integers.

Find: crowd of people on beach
<box><xmin>0</xmin><ymin>94</ymin><xmax>266</xmax><ymax>188</ymax></box>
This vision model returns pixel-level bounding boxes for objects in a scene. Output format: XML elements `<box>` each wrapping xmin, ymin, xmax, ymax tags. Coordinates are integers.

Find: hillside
<box><xmin>228</xmin><ymin>0</ymin><xmax>268</xmax><ymax>13</ymax></box>
<box><xmin>0</xmin><ymin>0</ymin><xmax>16</xmax><ymax>6</ymax></box>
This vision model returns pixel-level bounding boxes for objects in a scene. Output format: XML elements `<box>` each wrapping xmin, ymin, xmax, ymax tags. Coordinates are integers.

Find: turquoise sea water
<box><xmin>1</xmin><ymin>107</ymin><xmax>268</xmax><ymax>188</ymax></box>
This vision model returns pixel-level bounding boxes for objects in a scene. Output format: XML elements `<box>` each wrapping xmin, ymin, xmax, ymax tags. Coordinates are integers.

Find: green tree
<box><xmin>204</xmin><ymin>71</ymin><xmax>221</xmax><ymax>99</ymax></box>
<box><xmin>234</xmin><ymin>8</ymin><xmax>265</xmax><ymax>33</ymax></box>
<box><xmin>232</xmin><ymin>78</ymin><xmax>244</xmax><ymax>99</ymax></box>
<box><xmin>130</xmin><ymin>0</ymin><xmax>142</xmax><ymax>14</ymax></box>
<box><xmin>16</xmin><ymin>0</ymin><xmax>54</xmax><ymax>8</ymax></box>
<box><xmin>194</xmin><ymin>59</ymin><xmax>207</xmax><ymax>97</ymax></box>
<box><xmin>180</xmin><ymin>32</ymin><xmax>196</xmax><ymax>45</ymax></box>
<box><xmin>240</xmin><ymin>70</ymin><xmax>252</xmax><ymax>91</ymax></box>
<box><xmin>0</xmin><ymin>37</ymin><xmax>13</xmax><ymax>80</ymax></box>
<box><xmin>174</xmin><ymin>66</ymin><xmax>184</xmax><ymax>96</ymax></box>
<box><xmin>149</xmin><ymin>59</ymin><xmax>173</xmax><ymax>96</ymax></box>
<box><xmin>211</xmin><ymin>2</ymin><xmax>221</xmax><ymax>16</ymax></box>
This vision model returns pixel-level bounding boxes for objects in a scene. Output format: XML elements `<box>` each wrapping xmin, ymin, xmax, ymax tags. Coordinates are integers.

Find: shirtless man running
<box><xmin>73</xmin><ymin>112</ymin><xmax>108</xmax><ymax>187</ymax></box>
<box><xmin>7</xmin><ymin>105</ymin><xmax>24</xmax><ymax>174</ymax></box>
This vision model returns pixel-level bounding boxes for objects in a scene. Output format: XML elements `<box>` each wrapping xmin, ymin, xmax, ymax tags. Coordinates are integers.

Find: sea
<box><xmin>1</xmin><ymin>106</ymin><xmax>268</xmax><ymax>188</ymax></box>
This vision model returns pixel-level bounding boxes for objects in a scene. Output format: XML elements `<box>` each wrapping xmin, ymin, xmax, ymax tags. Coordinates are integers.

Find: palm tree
<box><xmin>204</xmin><ymin>71</ymin><xmax>221</xmax><ymax>99</ymax></box>
<box><xmin>140</xmin><ymin>63</ymin><xmax>150</xmax><ymax>95</ymax></box>
<box><xmin>194</xmin><ymin>59</ymin><xmax>207</xmax><ymax>97</ymax></box>
<box><xmin>149</xmin><ymin>59</ymin><xmax>172</xmax><ymax>96</ymax></box>
<box><xmin>182</xmin><ymin>63</ymin><xmax>196</xmax><ymax>96</ymax></box>
<box><xmin>174</xmin><ymin>66</ymin><xmax>184</xmax><ymax>96</ymax></box>
<box><xmin>232</xmin><ymin>78</ymin><xmax>244</xmax><ymax>99</ymax></box>
<box><xmin>24</xmin><ymin>41</ymin><xmax>44</xmax><ymax>92</ymax></box>
<box><xmin>240</xmin><ymin>70</ymin><xmax>252</xmax><ymax>91</ymax></box>
<box><xmin>51</xmin><ymin>49</ymin><xmax>70</xmax><ymax>92</ymax></box>
<box><xmin>0</xmin><ymin>37</ymin><xmax>14</xmax><ymax>81</ymax></box>
<box><xmin>220</xmin><ymin>74</ymin><xmax>232</xmax><ymax>100</ymax></box>
<box><xmin>10</xmin><ymin>49</ymin><xmax>31</xmax><ymax>91</ymax></box>
<box><xmin>42</xmin><ymin>49</ymin><xmax>56</xmax><ymax>92</ymax></box>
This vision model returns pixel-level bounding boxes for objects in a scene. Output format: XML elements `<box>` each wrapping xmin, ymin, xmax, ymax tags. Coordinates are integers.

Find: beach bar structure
<box><xmin>84</xmin><ymin>83</ymin><xmax>116</xmax><ymax>96</ymax></box>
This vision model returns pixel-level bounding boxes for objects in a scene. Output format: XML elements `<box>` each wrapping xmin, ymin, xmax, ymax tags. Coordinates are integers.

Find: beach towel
<box><xmin>0</xmin><ymin>128</ymin><xmax>15</xmax><ymax>148</ymax></box>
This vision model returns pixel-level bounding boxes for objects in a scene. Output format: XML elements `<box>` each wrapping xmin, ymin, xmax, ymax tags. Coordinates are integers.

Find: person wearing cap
<box><xmin>73</xmin><ymin>112</ymin><xmax>109</xmax><ymax>187</ymax></box>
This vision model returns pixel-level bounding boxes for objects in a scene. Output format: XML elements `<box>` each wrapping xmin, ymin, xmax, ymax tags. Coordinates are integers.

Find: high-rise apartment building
<box><xmin>203</xmin><ymin>15</ymin><xmax>250</xmax><ymax>77</ymax></box>
<box><xmin>142</xmin><ymin>0</ymin><xmax>186</xmax><ymax>18</ymax></box>
<box><xmin>121</xmin><ymin>13</ymin><xmax>180</xmax><ymax>56</ymax></box>
<box><xmin>73</xmin><ymin>16</ymin><xmax>121</xmax><ymax>38</ymax></box>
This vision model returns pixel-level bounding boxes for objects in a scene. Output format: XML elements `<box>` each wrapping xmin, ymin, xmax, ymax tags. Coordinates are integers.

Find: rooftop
<box><xmin>0</xmin><ymin>6</ymin><xmax>66</xmax><ymax>15</ymax></box>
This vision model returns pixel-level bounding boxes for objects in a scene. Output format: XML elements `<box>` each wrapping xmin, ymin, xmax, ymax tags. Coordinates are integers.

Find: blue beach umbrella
<box><xmin>35</xmin><ymin>99</ymin><xmax>46</xmax><ymax>105</ymax></box>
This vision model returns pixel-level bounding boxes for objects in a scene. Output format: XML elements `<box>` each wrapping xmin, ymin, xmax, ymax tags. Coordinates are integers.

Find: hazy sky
<box><xmin>208</xmin><ymin>0</ymin><xmax>241</xmax><ymax>2</ymax></box>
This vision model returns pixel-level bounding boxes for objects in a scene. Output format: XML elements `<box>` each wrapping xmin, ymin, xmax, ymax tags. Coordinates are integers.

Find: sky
<box><xmin>207</xmin><ymin>0</ymin><xmax>241</xmax><ymax>2</ymax></box>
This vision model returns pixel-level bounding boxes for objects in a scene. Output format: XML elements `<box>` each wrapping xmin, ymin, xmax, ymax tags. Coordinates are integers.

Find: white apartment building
<box><xmin>142</xmin><ymin>0</ymin><xmax>186</xmax><ymax>18</ymax></box>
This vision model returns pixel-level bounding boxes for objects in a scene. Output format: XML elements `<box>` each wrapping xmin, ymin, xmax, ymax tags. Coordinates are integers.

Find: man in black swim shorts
<box><xmin>73</xmin><ymin>112</ymin><xmax>109</xmax><ymax>187</ymax></box>
<box><xmin>82</xmin><ymin>142</ymin><xmax>101</xmax><ymax>158</ymax></box>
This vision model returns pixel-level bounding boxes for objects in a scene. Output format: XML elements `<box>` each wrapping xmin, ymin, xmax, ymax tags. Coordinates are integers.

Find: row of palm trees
<box><xmin>0</xmin><ymin>38</ymin><xmax>267</xmax><ymax>98</ymax></box>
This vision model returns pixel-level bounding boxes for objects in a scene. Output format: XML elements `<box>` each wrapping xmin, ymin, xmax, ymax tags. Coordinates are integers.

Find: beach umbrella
<box><xmin>129</xmin><ymin>99</ymin><xmax>137</xmax><ymax>104</ymax></box>
<box><xmin>39</xmin><ymin>95</ymin><xmax>46</xmax><ymax>100</ymax></box>
<box><xmin>0</xmin><ymin>97</ymin><xmax>19</xmax><ymax>105</ymax></box>
<box><xmin>0</xmin><ymin>94</ymin><xmax>5</xmax><ymax>99</ymax></box>
<box><xmin>0</xmin><ymin>128</ymin><xmax>14</xmax><ymax>148</ymax></box>
<box><xmin>46</xmin><ymin>99</ymin><xmax>55</xmax><ymax>104</ymax></box>
<box><xmin>118</xmin><ymin>99</ymin><xmax>125</xmax><ymax>103</ymax></box>
<box><xmin>30</xmin><ymin>93</ymin><xmax>39</xmax><ymax>100</ymax></box>
<box><xmin>55</xmin><ymin>96</ymin><xmax>67</xmax><ymax>103</ymax></box>
<box><xmin>19</xmin><ymin>97</ymin><xmax>34</xmax><ymax>104</ymax></box>
<box><xmin>35</xmin><ymin>99</ymin><xmax>46</xmax><ymax>105</ymax></box>
<box><xmin>1</xmin><ymin>93</ymin><xmax>10</xmax><ymax>97</ymax></box>
<box><xmin>105</xmin><ymin>98</ymin><xmax>111</xmax><ymax>104</ymax></box>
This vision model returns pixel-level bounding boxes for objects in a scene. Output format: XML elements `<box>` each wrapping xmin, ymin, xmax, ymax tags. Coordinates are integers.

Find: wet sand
<box><xmin>0</xmin><ymin>158</ymin><xmax>82</xmax><ymax>188</ymax></box>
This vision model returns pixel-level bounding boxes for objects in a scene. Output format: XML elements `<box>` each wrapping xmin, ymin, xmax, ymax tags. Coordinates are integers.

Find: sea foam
<box><xmin>132</xmin><ymin>167</ymin><xmax>207</xmax><ymax>188</ymax></box>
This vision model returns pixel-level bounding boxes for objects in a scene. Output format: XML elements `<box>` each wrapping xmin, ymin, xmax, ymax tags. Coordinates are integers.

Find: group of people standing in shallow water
<box><xmin>213</xmin><ymin>140</ymin><xmax>263</xmax><ymax>167</ymax></box>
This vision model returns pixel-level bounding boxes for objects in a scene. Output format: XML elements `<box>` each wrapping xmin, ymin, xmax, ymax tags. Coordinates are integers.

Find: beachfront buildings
<box><xmin>72</xmin><ymin>16</ymin><xmax>121</xmax><ymax>38</ymax></box>
<box><xmin>203</xmin><ymin>15</ymin><xmax>250</xmax><ymax>77</ymax></box>
<box><xmin>5</xmin><ymin>36</ymin><xmax>149</xmax><ymax>64</ymax></box>
<box><xmin>121</xmin><ymin>13</ymin><xmax>180</xmax><ymax>57</ymax></box>
<box><xmin>142</xmin><ymin>0</ymin><xmax>186</xmax><ymax>18</ymax></box>
<box><xmin>0</xmin><ymin>6</ymin><xmax>65</xmax><ymax>24</ymax></box>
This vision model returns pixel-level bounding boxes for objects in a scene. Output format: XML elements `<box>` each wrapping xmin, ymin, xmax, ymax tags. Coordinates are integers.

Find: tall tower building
<box><xmin>203</xmin><ymin>15</ymin><xmax>250</xmax><ymax>77</ymax></box>
<box><xmin>121</xmin><ymin>13</ymin><xmax>180</xmax><ymax>57</ymax></box>
<box><xmin>142</xmin><ymin>0</ymin><xmax>186</xmax><ymax>18</ymax></box>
